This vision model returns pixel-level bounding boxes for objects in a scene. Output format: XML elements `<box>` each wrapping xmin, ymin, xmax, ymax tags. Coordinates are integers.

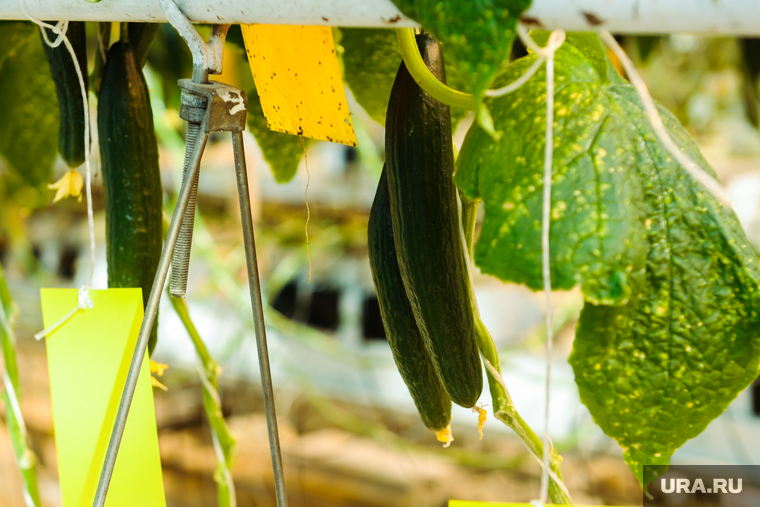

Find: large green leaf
<box><xmin>0</xmin><ymin>22</ymin><xmax>59</xmax><ymax>187</ymax></box>
<box><xmin>246</xmin><ymin>87</ymin><xmax>305</xmax><ymax>184</ymax></box>
<box><xmin>572</xmin><ymin>84</ymin><xmax>760</xmax><ymax>486</ymax></box>
<box><xmin>389</xmin><ymin>0</ymin><xmax>531</xmax><ymax>98</ymax></box>
<box><xmin>456</xmin><ymin>33</ymin><xmax>648</xmax><ymax>306</ymax></box>
<box><xmin>457</xmin><ymin>32</ymin><xmax>760</xmax><ymax>486</ymax></box>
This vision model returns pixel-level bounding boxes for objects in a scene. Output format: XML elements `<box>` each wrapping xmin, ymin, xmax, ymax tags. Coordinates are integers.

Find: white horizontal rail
<box><xmin>1</xmin><ymin>0</ymin><xmax>759</xmax><ymax>35</ymax></box>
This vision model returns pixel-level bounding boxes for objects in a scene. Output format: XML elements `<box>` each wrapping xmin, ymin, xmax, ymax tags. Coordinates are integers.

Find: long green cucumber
<box><xmin>98</xmin><ymin>41</ymin><xmax>162</xmax><ymax>355</ymax></box>
<box><xmin>40</xmin><ymin>21</ymin><xmax>88</xmax><ymax>168</ymax></box>
<box><xmin>385</xmin><ymin>33</ymin><xmax>482</xmax><ymax>408</ymax></box>
<box><xmin>369</xmin><ymin>168</ymin><xmax>452</xmax><ymax>432</ymax></box>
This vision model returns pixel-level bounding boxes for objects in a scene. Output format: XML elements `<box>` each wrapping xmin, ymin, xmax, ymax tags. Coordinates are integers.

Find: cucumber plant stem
<box><xmin>461</xmin><ymin>198</ymin><xmax>573</xmax><ymax>504</ymax></box>
<box><xmin>163</xmin><ymin>214</ymin><xmax>237</xmax><ymax>507</ymax></box>
<box><xmin>0</xmin><ymin>264</ymin><xmax>42</xmax><ymax>507</ymax></box>
<box><xmin>396</xmin><ymin>28</ymin><xmax>477</xmax><ymax>111</ymax></box>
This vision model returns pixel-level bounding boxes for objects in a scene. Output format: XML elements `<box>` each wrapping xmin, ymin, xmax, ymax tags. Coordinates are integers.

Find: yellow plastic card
<box><xmin>41</xmin><ymin>289</ymin><xmax>165</xmax><ymax>507</ymax></box>
<box><xmin>241</xmin><ymin>24</ymin><xmax>358</xmax><ymax>146</ymax></box>
<box><xmin>449</xmin><ymin>502</ymin><xmax>631</xmax><ymax>507</ymax></box>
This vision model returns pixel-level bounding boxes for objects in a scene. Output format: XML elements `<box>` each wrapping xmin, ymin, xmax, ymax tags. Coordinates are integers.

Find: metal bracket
<box><xmin>179</xmin><ymin>79</ymin><xmax>247</xmax><ymax>131</ymax></box>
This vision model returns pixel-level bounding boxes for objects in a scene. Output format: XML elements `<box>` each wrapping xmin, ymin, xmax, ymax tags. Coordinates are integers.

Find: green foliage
<box><xmin>340</xmin><ymin>28</ymin><xmax>401</xmax><ymax>126</ymax></box>
<box><xmin>457</xmin><ymin>33</ymin><xmax>647</xmax><ymax>306</ymax></box>
<box><xmin>0</xmin><ymin>22</ymin><xmax>59</xmax><ymax>187</ymax></box>
<box><xmin>389</xmin><ymin>0</ymin><xmax>531</xmax><ymax>98</ymax></box>
<box><xmin>457</xmin><ymin>32</ymin><xmax>760</xmax><ymax>485</ymax></box>
<box><xmin>246</xmin><ymin>86</ymin><xmax>306</xmax><ymax>183</ymax></box>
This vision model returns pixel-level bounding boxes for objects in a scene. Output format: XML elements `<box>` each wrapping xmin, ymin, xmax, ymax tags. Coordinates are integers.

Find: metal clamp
<box><xmin>93</xmin><ymin>9</ymin><xmax>289</xmax><ymax>507</ymax></box>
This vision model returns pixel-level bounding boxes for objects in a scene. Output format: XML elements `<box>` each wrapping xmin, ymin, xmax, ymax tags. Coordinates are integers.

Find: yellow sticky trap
<box><xmin>241</xmin><ymin>24</ymin><xmax>357</xmax><ymax>146</ymax></box>
<box><xmin>450</xmin><ymin>503</ymin><xmax>631</xmax><ymax>507</ymax></box>
<box><xmin>41</xmin><ymin>289</ymin><xmax>165</xmax><ymax>507</ymax></box>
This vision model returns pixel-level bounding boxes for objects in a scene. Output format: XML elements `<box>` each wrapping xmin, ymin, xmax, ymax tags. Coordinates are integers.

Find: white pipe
<box><xmin>1</xmin><ymin>0</ymin><xmax>760</xmax><ymax>35</ymax></box>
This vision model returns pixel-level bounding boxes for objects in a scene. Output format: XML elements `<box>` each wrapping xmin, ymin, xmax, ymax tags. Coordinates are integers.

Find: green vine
<box><xmin>395</xmin><ymin>28</ymin><xmax>476</xmax><ymax>110</ymax></box>
<box><xmin>461</xmin><ymin>197</ymin><xmax>572</xmax><ymax>504</ymax></box>
<box><xmin>0</xmin><ymin>263</ymin><xmax>42</xmax><ymax>507</ymax></box>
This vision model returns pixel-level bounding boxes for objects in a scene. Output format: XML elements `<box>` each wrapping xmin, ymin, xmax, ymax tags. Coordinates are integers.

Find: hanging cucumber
<box><xmin>369</xmin><ymin>168</ymin><xmax>452</xmax><ymax>433</ymax></box>
<box><xmin>127</xmin><ymin>23</ymin><xmax>158</xmax><ymax>69</ymax></box>
<box><xmin>40</xmin><ymin>21</ymin><xmax>88</xmax><ymax>168</ymax></box>
<box><xmin>385</xmin><ymin>33</ymin><xmax>482</xmax><ymax>408</ymax></box>
<box><xmin>98</xmin><ymin>40</ymin><xmax>162</xmax><ymax>355</ymax></box>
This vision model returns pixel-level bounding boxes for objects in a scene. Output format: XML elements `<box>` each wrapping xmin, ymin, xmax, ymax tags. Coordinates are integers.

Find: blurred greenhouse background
<box><xmin>1</xmin><ymin>28</ymin><xmax>760</xmax><ymax>507</ymax></box>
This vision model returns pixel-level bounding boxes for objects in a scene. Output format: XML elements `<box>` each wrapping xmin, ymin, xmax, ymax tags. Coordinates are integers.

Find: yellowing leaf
<box><xmin>47</xmin><ymin>170</ymin><xmax>83</xmax><ymax>203</ymax></box>
<box><xmin>241</xmin><ymin>24</ymin><xmax>357</xmax><ymax>146</ymax></box>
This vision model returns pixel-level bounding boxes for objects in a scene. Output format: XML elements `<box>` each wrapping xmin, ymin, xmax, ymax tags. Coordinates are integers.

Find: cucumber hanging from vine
<box><xmin>40</xmin><ymin>21</ymin><xmax>88</xmax><ymax>169</ymax></box>
<box><xmin>385</xmin><ymin>32</ymin><xmax>483</xmax><ymax>409</ymax></box>
<box><xmin>368</xmin><ymin>168</ymin><xmax>452</xmax><ymax>435</ymax></box>
<box><xmin>98</xmin><ymin>38</ymin><xmax>163</xmax><ymax>355</ymax></box>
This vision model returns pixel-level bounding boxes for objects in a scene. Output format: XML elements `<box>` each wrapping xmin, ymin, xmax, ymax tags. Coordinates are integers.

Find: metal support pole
<box><xmin>92</xmin><ymin>129</ymin><xmax>210</xmax><ymax>507</ymax></box>
<box><xmin>231</xmin><ymin>130</ymin><xmax>289</xmax><ymax>507</ymax></box>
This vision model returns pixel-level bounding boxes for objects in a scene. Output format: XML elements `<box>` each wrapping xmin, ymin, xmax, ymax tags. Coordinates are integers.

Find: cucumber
<box><xmin>127</xmin><ymin>23</ymin><xmax>158</xmax><ymax>69</ymax></box>
<box><xmin>98</xmin><ymin>41</ymin><xmax>162</xmax><ymax>355</ymax></box>
<box><xmin>385</xmin><ymin>33</ymin><xmax>482</xmax><ymax>408</ymax></box>
<box><xmin>369</xmin><ymin>168</ymin><xmax>451</xmax><ymax>431</ymax></box>
<box><xmin>40</xmin><ymin>21</ymin><xmax>88</xmax><ymax>168</ymax></box>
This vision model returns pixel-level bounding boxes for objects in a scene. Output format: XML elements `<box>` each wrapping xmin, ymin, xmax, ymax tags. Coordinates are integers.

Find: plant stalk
<box><xmin>0</xmin><ymin>263</ymin><xmax>42</xmax><ymax>507</ymax></box>
<box><xmin>163</xmin><ymin>214</ymin><xmax>237</xmax><ymax>507</ymax></box>
<box><xmin>396</xmin><ymin>28</ymin><xmax>477</xmax><ymax>111</ymax></box>
<box><xmin>461</xmin><ymin>198</ymin><xmax>573</xmax><ymax>505</ymax></box>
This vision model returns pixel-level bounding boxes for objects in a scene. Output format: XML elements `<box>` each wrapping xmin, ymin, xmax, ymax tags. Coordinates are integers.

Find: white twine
<box><xmin>34</xmin><ymin>286</ymin><xmax>93</xmax><ymax>340</ymax></box>
<box><xmin>504</xmin><ymin>25</ymin><xmax>566</xmax><ymax>506</ymax></box>
<box><xmin>21</xmin><ymin>0</ymin><xmax>98</xmax><ymax>337</ymax></box>
<box><xmin>597</xmin><ymin>30</ymin><xmax>731</xmax><ymax>206</ymax></box>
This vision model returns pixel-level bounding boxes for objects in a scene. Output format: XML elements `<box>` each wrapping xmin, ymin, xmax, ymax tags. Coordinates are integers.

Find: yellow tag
<box><xmin>241</xmin><ymin>24</ymin><xmax>357</xmax><ymax>146</ymax></box>
<box><xmin>450</xmin><ymin>502</ymin><xmax>632</xmax><ymax>507</ymax></box>
<box><xmin>41</xmin><ymin>289</ymin><xmax>165</xmax><ymax>507</ymax></box>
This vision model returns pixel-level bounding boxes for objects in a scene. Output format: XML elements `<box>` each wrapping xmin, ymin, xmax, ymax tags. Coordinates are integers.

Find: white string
<box><xmin>21</xmin><ymin>0</ymin><xmax>98</xmax><ymax>338</ymax></box>
<box><xmin>508</xmin><ymin>25</ymin><xmax>566</xmax><ymax>506</ymax></box>
<box><xmin>34</xmin><ymin>286</ymin><xmax>93</xmax><ymax>340</ymax></box>
<box><xmin>597</xmin><ymin>30</ymin><xmax>731</xmax><ymax>207</ymax></box>
<box><xmin>485</xmin><ymin>55</ymin><xmax>546</xmax><ymax>98</ymax></box>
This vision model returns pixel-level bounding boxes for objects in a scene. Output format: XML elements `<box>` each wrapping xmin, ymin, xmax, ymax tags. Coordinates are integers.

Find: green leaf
<box><xmin>457</xmin><ymin>32</ymin><xmax>760</xmax><ymax>485</ymax></box>
<box><xmin>246</xmin><ymin>87</ymin><xmax>305</xmax><ymax>184</ymax></box>
<box><xmin>389</xmin><ymin>0</ymin><xmax>531</xmax><ymax>98</ymax></box>
<box><xmin>456</xmin><ymin>34</ymin><xmax>648</xmax><ymax>305</ymax></box>
<box><xmin>571</xmin><ymin>84</ymin><xmax>760</xmax><ymax>486</ymax></box>
<box><xmin>340</xmin><ymin>28</ymin><xmax>401</xmax><ymax>126</ymax></box>
<box><xmin>0</xmin><ymin>22</ymin><xmax>59</xmax><ymax>187</ymax></box>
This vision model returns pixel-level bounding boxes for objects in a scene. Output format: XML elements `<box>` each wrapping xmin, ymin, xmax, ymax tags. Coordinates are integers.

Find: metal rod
<box><xmin>92</xmin><ymin>130</ymin><xmax>210</xmax><ymax>507</ymax></box>
<box><xmin>231</xmin><ymin>130</ymin><xmax>289</xmax><ymax>507</ymax></box>
<box><xmin>4</xmin><ymin>0</ymin><xmax>760</xmax><ymax>34</ymax></box>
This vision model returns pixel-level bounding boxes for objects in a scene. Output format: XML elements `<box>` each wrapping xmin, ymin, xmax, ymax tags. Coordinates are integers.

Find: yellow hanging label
<box><xmin>450</xmin><ymin>502</ymin><xmax>632</xmax><ymax>506</ymax></box>
<box><xmin>41</xmin><ymin>288</ymin><xmax>165</xmax><ymax>507</ymax></box>
<box><xmin>241</xmin><ymin>24</ymin><xmax>357</xmax><ymax>146</ymax></box>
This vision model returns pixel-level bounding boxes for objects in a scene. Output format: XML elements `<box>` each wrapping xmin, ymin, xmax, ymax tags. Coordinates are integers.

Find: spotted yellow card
<box><xmin>241</xmin><ymin>24</ymin><xmax>357</xmax><ymax>146</ymax></box>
